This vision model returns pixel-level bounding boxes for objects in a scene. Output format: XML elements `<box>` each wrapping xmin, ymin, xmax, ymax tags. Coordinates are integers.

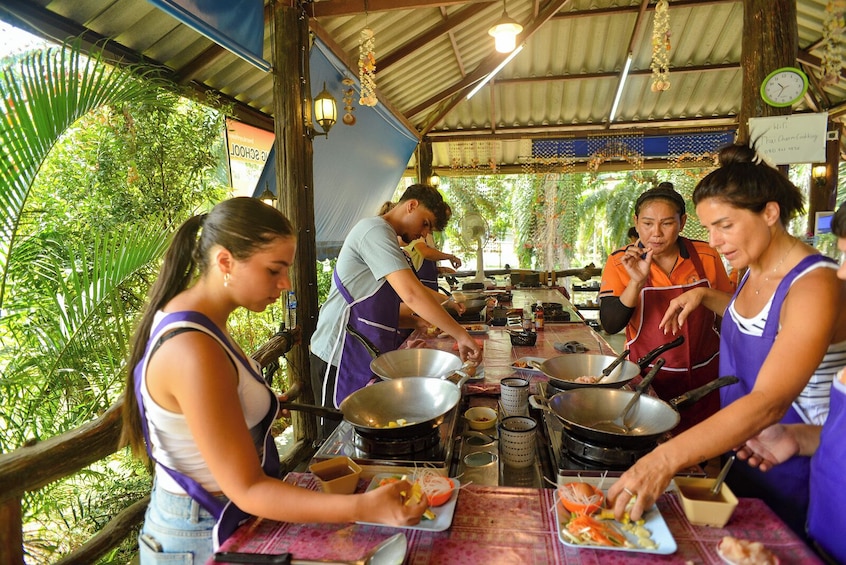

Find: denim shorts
<box><xmin>138</xmin><ymin>482</ymin><xmax>228</xmax><ymax>564</ymax></box>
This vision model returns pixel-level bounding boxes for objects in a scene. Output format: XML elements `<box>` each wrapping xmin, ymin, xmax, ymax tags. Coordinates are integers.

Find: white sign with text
<box><xmin>748</xmin><ymin>113</ymin><xmax>828</xmax><ymax>164</ymax></box>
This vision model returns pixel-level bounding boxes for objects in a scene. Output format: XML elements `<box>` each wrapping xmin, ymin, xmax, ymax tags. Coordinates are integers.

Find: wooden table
<box><xmin>212</xmin><ymin>474</ymin><xmax>822</xmax><ymax>564</ymax></box>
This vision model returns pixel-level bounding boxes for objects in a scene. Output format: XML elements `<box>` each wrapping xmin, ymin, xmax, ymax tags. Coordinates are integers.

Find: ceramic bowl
<box><xmin>308</xmin><ymin>456</ymin><xmax>362</xmax><ymax>494</ymax></box>
<box><xmin>675</xmin><ymin>476</ymin><xmax>739</xmax><ymax>527</ymax></box>
<box><xmin>464</xmin><ymin>406</ymin><xmax>497</xmax><ymax>430</ymax></box>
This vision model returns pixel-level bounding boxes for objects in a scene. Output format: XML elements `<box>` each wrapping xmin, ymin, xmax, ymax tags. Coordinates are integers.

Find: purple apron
<box><xmin>417</xmin><ymin>258</ymin><xmax>439</xmax><ymax>290</ymax></box>
<box><xmin>808</xmin><ymin>378</ymin><xmax>846</xmax><ymax>562</ymax></box>
<box><xmin>720</xmin><ymin>254</ymin><xmax>835</xmax><ymax>538</ymax></box>
<box><xmin>327</xmin><ymin>269</ymin><xmax>403</xmax><ymax>407</ymax></box>
<box><xmin>134</xmin><ymin>311</ymin><xmax>280</xmax><ymax>549</ymax></box>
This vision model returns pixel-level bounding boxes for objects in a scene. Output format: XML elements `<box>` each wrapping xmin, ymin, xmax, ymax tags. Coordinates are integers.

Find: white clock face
<box><xmin>762</xmin><ymin>70</ymin><xmax>807</xmax><ymax>106</ymax></box>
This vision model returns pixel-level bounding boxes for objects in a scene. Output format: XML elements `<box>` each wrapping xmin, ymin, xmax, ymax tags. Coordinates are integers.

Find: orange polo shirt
<box><xmin>598</xmin><ymin>237</ymin><xmax>734</xmax><ymax>341</ymax></box>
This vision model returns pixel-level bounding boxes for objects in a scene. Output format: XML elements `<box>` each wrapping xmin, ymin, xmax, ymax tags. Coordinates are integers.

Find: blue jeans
<box><xmin>139</xmin><ymin>482</ymin><xmax>228</xmax><ymax>564</ymax></box>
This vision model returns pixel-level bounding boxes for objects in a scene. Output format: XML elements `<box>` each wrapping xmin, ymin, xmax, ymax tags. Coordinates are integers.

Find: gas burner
<box><xmin>353</xmin><ymin>429</ymin><xmax>441</xmax><ymax>457</ymax></box>
<box><xmin>561</xmin><ymin>430</ymin><xmax>653</xmax><ymax>469</ymax></box>
<box><xmin>453</xmin><ymin>311</ymin><xmax>485</xmax><ymax>323</ymax></box>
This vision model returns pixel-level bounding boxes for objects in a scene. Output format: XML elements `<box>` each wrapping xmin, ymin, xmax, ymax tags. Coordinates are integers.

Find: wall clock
<box><xmin>760</xmin><ymin>67</ymin><xmax>809</xmax><ymax>107</ymax></box>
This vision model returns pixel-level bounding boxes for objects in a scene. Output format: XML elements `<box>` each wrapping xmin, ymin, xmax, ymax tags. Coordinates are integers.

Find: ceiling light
<box><xmin>488</xmin><ymin>1</ymin><xmax>523</xmax><ymax>53</ymax></box>
<box><xmin>609</xmin><ymin>53</ymin><xmax>633</xmax><ymax>124</ymax></box>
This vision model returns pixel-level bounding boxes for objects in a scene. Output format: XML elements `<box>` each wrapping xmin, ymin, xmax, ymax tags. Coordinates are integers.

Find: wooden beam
<box><xmin>417</xmin><ymin>0</ymin><xmax>571</xmax><ymax>134</ymax></box>
<box><xmin>378</xmin><ymin>3</ymin><xmax>497</xmax><ymax>71</ymax></box>
<box><xmin>308</xmin><ymin>0</ymin><xmax>493</xmax><ymax>18</ymax></box>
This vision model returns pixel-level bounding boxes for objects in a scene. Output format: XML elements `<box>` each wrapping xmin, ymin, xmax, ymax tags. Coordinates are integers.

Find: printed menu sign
<box><xmin>748</xmin><ymin>113</ymin><xmax>828</xmax><ymax>164</ymax></box>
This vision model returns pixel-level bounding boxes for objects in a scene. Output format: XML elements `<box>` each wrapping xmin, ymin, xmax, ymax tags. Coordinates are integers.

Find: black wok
<box><xmin>279</xmin><ymin>376</ymin><xmax>462</xmax><ymax>440</ymax></box>
<box><xmin>532</xmin><ymin>374</ymin><xmax>739</xmax><ymax>448</ymax></box>
<box><xmin>536</xmin><ymin>335</ymin><xmax>685</xmax><ymax>389</ymax></box>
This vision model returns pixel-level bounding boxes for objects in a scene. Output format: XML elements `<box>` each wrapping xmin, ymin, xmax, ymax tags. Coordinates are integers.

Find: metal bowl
<box><xmin>370</xmin><ymin>348</ymin><xmax>463</xmax><ymax>380</ymax></box>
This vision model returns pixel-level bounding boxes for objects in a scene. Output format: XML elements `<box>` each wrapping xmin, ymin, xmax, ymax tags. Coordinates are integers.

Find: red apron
<box><xmin>627</xmin><ymin>241</ymin><xmax>722</xmax><ymax>434</ymax></box>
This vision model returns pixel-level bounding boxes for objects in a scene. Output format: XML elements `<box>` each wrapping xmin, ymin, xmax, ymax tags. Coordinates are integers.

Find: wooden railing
<box><xmin>0</xmin><ymin>329</ymin><xmax>308</xmax><ymax>565</ymax></box>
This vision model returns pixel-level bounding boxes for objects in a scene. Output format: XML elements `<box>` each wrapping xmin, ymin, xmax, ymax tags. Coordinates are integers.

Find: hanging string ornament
<box><xmin>342</xmin><ymin>77</ymin><xmax>356</xmax><ymax>125</ymax></box>
<box><xmin>650</xmin><ymin>0</ymin><xmax>671</xmax><ymax>92</ymax></box>
<box><xmin>820</xmin><ymin>0</ymin><xmax>846</xmax><ymax>85</ymax></box>
<box><xmin>358</xmin><ymin>28</ymin><xmax>378</xmax><ymax>106</ymax></box>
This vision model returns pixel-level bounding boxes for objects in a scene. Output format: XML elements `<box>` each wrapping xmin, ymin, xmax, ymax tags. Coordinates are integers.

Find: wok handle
<box><xmin>277</xmin><ymin>401</ymin><xmax>344</xmax><ymax>420</ymax></box>
<box><xmin>636</xmin><ymin>335</ymin><xmax>685</xmax><ymax>370</ymax></box>
<box><xmin>345</xmin><ymin>324</ymin><xmax>381</xmax><ymax>359</ymax></box>
<box><xmin>670</xmin><ymin>375</ymin><xmax>739</xmax><ymax>410</ymax></box>
<box><xmin>599</xmin><ymin>348</ymin><xmax>631</xmax><ymax>379</ymax></box>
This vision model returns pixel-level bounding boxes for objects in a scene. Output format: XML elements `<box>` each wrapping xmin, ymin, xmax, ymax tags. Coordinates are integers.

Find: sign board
<box><xmin>747</xmin><ymin>113</ymin><xmax>828</xmax><ymax>164</ymax></box>
<box><xmin>226</xmin><ymin>118</ymin><xmax>274</xmax><ymax>197</ymax></box>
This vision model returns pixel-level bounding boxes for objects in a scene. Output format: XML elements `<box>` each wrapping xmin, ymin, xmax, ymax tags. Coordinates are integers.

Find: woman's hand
<box><xmin>659</xmin><ymin>287</ymin><xmax>706</xmax><ymax>335</ymax></box>
<box><xmin>456</xmin><ymin>333</ymin><xmax>483</xmax><ymax>363</ymax></box>
<box><xmin>735</xmin><ymin>424</ymin><xmax>799</xmax><ymax>472</ymax></box>
<box><xmin>448</xmin><ymin>255</ymin><xmax>462</xmax><ymax>269</ymax></box>
<box><xmin>359</xmin><ymin>479</ymin><xmax>430</xmax><ymax>526</ymax></box>
<box><xmin>606</xmin><ymin>451</ymin><xmax>675</xmax><ymax>522</ymax></box>
<box><xmin>620</xmin><ymin>243</ymin><xmax>652</xmax><ymax>284</ymax></box>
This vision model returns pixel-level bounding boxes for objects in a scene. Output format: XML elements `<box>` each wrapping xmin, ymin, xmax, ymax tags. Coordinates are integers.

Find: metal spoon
<box><xmin>710</xmin><ymin>454</ymin><xmax>736</xmax><ymax>497</ymax></box>
<box><xmin>596</xmin><ymin>349</ymin><xmax>630</xmax><ymax>383</ymax></box>
<box><xmin>589</xmin><ymin>358</ymin><xmax>664</xmax><ymax>433</ymax></box>
<box><xmin>292</xmin><ymin>532</ymin><xmax>408</xmax><ymax>565</ymax></box>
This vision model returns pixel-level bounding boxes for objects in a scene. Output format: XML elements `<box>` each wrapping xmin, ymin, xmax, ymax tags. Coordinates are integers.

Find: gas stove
<box><xmin>312</xmin><ymin>405</ymin><xmax>460</xmax><ymax>478</ymax></box>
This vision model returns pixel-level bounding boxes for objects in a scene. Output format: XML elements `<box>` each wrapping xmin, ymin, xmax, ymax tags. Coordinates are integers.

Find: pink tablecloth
<box><xmin>212</xmin><ymin>474</ymin><xmax>821</xmax><ymax>564</ymax></box>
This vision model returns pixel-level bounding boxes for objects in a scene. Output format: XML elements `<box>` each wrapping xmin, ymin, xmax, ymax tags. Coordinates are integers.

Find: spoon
<box><xmin>291</xmin><ymin>532</ymin><xmax>407</xmax><ymax>565</ymax></box>
<box><xmin>589</xmin><ymin>358</ymin><xmax>664</xmax><ymax>433</ymax></box>
<box><xmin>709</xmin><ymin>454</ymin><xmax>736</xmax><ymax>497</ymax></box>
<box><xmin>596</xmin><ymin>348</ymin><xmax>630</xmax><ymax>383</ymax></box>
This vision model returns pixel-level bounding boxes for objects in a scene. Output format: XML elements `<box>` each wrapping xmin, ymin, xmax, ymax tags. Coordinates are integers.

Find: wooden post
<box><xmin>0</xmin><ymin>498</ymin><xmax>23</xmax><ymax>564</ymax></box>
<box><xmin>806</xmin><ymin>123</ymin><xmax>841</xmax><ymax>235</ymax></box>
<box><xmin>272</xmin><ymin>3</ymin><xmax>318</xmax><ymax>440</ymax></box>
<box><xmin>738</xmin><ymin>0</ymin><xmax>797</xmax><ymax>143</ymax></box>
<box><xmin>416</xmin><ymin>140</ymin><xmax>434</xmax><ymax>184</ymax></box>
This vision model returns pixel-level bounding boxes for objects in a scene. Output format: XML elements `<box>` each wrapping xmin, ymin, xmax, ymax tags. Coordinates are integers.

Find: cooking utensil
<box><xmin>291</xmin><ymin>532</ymin><xmax>407</xmax><ymax>565</ymax></box>
<box><xmin>279</xmin><ymin>376</ymin><xmax>465</xmax><ymax>440</ymax></box>
<box><xmin>536</xmin><ymin>335</ymin><xmax>684</xmax><ymax>389</ymax></box>
<box><xmin>345</xmin><ymin>324</ymin><xmax>468</xmax><ymax>381</ymax></box>
<box><xmin>531</xmin><ymin>374</ymin><xmax>739</xmax><ymax>448</ymax></box>
<box><xmin>590</xmin><ymin>358</ymin><xmax>664</xmax><ymax>433</ymax></box>
<box><xmin>596</xmin><ymin>348</ymin><xmax>630</xmax><ymax>384</ymax></box>
<box><xmin>710</xmin><ymin>454</ymin><xmax>736</xmax><ymax>497</ymax></box>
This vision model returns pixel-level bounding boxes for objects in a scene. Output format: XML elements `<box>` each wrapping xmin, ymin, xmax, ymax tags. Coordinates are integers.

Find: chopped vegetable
<box><xmin>411</xmin><ymin>468</ymin><xmax>455</xmax><ymax>507</ymax></box>
<box><xmin>558</xmin><ymin>482</ymin><xmax>604</xmax><ymax>515</ymax></box>
<box><xmin>564</xmin><ymin>513</ymin><xmax>631</xmax><ymax>547</ymax></box>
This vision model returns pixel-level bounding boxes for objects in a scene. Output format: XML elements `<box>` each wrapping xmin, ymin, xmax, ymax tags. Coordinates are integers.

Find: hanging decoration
<box><xmin>650</xmin><ymin>0</ymin><xmax>671</xmax><ymax>92</ymax></box>
<box><xmin>342</xmin><ymin>77</ymin><xmax>356</xmax><ymax>125</ymax></box>
<box><xmin>820</xmin><ymin>0</ymin><xmax>846</xmax><ymax>85</ymax></box>
<box><xmin>358</xmin><ymin>28</ymin><xmax>378</xmax><ymax>106</ymax></box>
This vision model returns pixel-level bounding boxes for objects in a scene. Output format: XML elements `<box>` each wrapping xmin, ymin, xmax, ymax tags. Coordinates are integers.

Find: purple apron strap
<box><xmin>133</xmin><ymin>311</ymin><xmax>280</xmax><ymax>546</ymax></box>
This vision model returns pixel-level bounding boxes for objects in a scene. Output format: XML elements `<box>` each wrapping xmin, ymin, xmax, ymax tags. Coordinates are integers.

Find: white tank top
<box><xmin>140</xmin><ymin>311</ymin><xmax>271</xmax><ymax>493</ymax></box>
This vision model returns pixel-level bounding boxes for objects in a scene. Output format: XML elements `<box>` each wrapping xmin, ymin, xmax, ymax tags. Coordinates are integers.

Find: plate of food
<box><xmin>553</xmin><ymin>479</ymin><xmax>677</xmax><ymax>555</ymax></box>
<box><xmin>717</xmin><ymin>536</ymin><xmax>779</xmax><ymax>565</ymax></box>
<box><xmin>356</xmin><ymin>473</ymin><xmax>460</xmax><ymax>532</ymax></box>
<box><xmin>511</xmin><ymin>357</ymin><xmax>546</xmax><ymax>373</ymax></box>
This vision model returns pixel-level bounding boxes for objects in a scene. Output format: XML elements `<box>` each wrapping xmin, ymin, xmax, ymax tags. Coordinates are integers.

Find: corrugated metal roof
<box><xmin>2</xmin><ymin>0</ymin><xmax>843</xmax><ymax>172</ymax></box>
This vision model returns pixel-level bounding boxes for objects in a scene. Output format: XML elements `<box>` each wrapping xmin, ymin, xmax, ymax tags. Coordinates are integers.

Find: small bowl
<box><xmin>464</xmin><ymin>406</ymin><xmax>497</xmax><ymax>430</ymax></box>
<box><xmin>308</xmin><ymin>456</ymin><xmax>362</xmax><ymax>494</ymax></box>
<box><xmin>675</xmin><ymin>476</ymin><xmax>739</xmax><ymax>527</ymax></box>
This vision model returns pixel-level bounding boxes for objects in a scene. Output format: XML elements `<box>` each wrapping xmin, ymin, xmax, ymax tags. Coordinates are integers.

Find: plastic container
<box><xmin>309</xmin><ymin>456</ymin><xmax>362</xmax><ymax>494</ymax></box>
<box><xmin>674</xmin><ymin>476</ymin><xmax>739</xmax><ymax>527</ymax></box>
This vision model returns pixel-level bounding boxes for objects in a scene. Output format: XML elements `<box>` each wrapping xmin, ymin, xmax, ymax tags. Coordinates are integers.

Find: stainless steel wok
<box><xmin>535</xmin><ymin>335</ymin><xmax>685</xmax><ymax>389</ymax></box>
<box><xmin>534</xmin><ymin>374</ymin><xmax>739</xmax><ymax>448</ymax></box>
<box><xmin>370</xmin><ymin>348</ymin><xmax>464</xmax><ymax>381</ymax></box>
<box><xmin>279</xmin><ymin>376</ymin><xmax>462</xmax><ymax>440</ymax></box>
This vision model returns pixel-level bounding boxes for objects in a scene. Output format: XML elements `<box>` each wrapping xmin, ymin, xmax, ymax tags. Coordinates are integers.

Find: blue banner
<box><xmin>148</xmin><ymin>0</ymin><xmax>270</xmax><ymax>71</ymax></box>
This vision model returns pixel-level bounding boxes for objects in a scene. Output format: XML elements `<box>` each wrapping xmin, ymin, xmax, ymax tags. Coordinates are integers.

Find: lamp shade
<box><xmin>489</xmin><ymin>9</ymin><xmax>522</xmax><ymax>53</ymax></box>
<box><xmin>314</xmin><ymin>82</ymin><xmax>337</xmax><ymax>135</ymax></box>
<box><xmin>812</xmin><ymin>164</ymin><xmax>827</xmax><ymax>182</ymax></box>
<box><xmin>430</xmin><ymin>172</ymin><xmax>441</xmax><ymax>187</ymax></box>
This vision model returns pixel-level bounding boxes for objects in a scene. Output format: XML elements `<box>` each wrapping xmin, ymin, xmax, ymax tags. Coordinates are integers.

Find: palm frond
<box><xmin>0</xmin><ymin>38</ymin><xmax>168</xmax><ymax>311</ymax></box>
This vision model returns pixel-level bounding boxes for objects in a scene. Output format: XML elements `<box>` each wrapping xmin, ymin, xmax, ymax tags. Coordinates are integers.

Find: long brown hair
<box><xmin>120</xmin><ymin>197</ymin><xmax>294</xmax><ymax>458</ymax></box>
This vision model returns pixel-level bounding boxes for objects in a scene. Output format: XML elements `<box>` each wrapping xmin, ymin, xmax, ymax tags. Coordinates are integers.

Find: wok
<box><xmin>535</xmin><ymin>335</ymin><xmax>684</xmax><ymax>389</ymax></box>
<box><xmin>532</xmin><ymin>374</ymin><xmax>739</xmax><ymax>448</ymax></box>
<box><xmin>279</xmin><ymin>376</ymin><xmax>463</xmax><ymax>440</ymax></box>
<box><xmin>345</xmin><ymin>324</ymin><xmax>468</xmax><ymax>381</ymax></box>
